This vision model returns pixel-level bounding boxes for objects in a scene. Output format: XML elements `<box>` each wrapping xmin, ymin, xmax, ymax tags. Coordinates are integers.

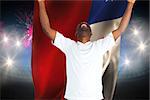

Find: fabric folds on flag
<box><xmin>32</xmin><ymin>0</ymin><xmax>127</xmax><ymax>99</ymax></box>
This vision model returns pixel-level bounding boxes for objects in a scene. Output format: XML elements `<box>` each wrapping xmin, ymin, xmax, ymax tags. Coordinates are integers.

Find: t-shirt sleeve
<box><xmin>52</xmin><ymin>31</ymin><xmax>74</xmax><ymax>53</ymax></box>
<box><xmin>96</xmin><ymin>32</ymin><xmax>115</xmax><ymax>55</ymax></box>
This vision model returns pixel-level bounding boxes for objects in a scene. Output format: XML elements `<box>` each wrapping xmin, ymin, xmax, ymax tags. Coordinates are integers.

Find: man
<box><xmin>38</xmin><ymin>0</ymin><xmax>135</xmax><ymax>99</ymax></box>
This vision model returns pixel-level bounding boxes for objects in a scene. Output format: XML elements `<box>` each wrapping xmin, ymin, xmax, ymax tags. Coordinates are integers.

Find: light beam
<box><xmin>133</xmin><ymin>28</ymin><xmax>139</xmax><ymax>35</ymax></box>
<box><xmin>6</xmin><ymin>57</ymin><xmax>13</xmax><ymax>67</ymax></box>
<box><xmin>124</xmin><ymin>58</ymin><xmax>130</xmax><ymax>66</ymax></box>
<box><xmin>16</xmin><ymin>40</ymin><xmax>21</xmax><ymax>47</ymax></box>
<box><xmin>138</xmin><ymin>42</ymin><xmax>146</xmax><ymax>51</ymax></box>
<box><xmin>3</xmin><ymin>36</ymin><xmax>8</xmax><ymax>43</ymax></box>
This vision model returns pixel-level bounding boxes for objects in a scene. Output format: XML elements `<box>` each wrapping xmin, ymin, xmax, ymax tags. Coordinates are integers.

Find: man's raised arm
<box><xmin>112</xmin><ymin>0</ymin><xmax>136</xmax><ymax>40</ymax></box>
<box><xmin>38</xmin><ymin>0</ymin><xmax>56</xmax><ymax>40</ymax></box>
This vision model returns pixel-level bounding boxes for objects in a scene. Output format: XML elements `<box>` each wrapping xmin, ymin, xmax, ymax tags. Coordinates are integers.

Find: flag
<box><xmin>32</xmin><ymin>0</ymin><xmax>127</xmax><ymax>99</ymax></box>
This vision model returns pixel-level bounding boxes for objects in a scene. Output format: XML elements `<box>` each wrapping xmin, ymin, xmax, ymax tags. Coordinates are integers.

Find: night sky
<box><xmin>0</xmin><ymin>0</ymin><xmax>149</xmax><ymax>100</ymax></box>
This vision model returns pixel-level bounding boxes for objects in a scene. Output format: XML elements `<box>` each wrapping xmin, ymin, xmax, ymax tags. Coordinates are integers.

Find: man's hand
<box><xmin>128</xmin><ymin>0</ymin><xmax>136</xmax><ymax>4</ymax></box>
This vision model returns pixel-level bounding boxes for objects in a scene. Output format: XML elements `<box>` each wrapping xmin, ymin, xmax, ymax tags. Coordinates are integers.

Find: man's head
<box><xmin>75</xmin><ymin>22</ymin><xmax>92</xmax><ymax>43</ymax></box>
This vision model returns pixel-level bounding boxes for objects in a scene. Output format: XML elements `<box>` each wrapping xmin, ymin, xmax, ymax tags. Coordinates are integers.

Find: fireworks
<box><xmin>16</xmin><ymin>10</ymin><xmax>33</xmax><ymax>48</ymax></box>
<box><xmin>23</xmin><ymin>25</ymin><xmax>33</xmax><ymax>48</ymax></box>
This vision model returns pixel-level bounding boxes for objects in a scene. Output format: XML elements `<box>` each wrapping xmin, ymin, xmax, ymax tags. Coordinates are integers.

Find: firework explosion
<box><xmin>16</xmin><ymin>10</ymin><xmax>33</xmax><ymax>48</ymax></box>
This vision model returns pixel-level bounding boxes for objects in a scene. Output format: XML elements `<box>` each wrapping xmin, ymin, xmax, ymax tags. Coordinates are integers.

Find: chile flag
<box><xmin>32</xmin><ymin>0</ymin><xmax>127</xmax><ymax>99</ymax></box>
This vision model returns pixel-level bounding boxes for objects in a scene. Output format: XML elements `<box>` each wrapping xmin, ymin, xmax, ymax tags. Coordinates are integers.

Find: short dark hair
<box><xmin>75</xmin><ymin>22</ymin><xmax>92</xmax><ymax>36</ymax></box>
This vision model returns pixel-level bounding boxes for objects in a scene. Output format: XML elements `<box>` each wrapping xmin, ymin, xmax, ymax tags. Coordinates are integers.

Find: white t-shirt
<box><xmin>53</xmin><ymin>31</ymin><xmax>115</xmax><ymax>100</ymax></box>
